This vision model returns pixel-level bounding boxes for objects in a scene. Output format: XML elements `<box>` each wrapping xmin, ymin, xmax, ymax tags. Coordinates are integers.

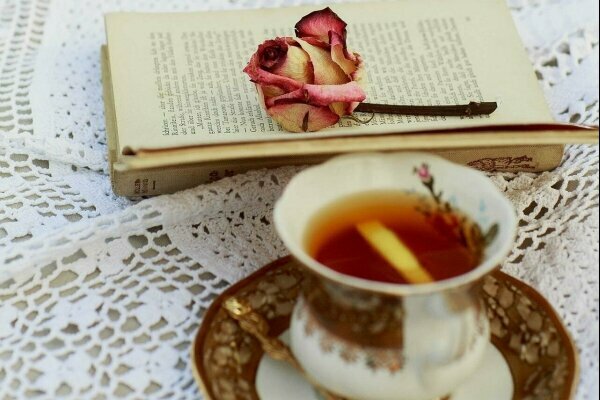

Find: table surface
<box><xmin>0</xmin><ymin>0</ymin><xmax>598</xmax><ymax>399</ymax></box>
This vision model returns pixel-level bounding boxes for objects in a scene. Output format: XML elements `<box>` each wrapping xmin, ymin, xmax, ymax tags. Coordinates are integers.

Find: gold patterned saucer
<box><xmin>191</xmin><ymin>257</ymin><xmax>578</xmax><ymax>400</ymax></box>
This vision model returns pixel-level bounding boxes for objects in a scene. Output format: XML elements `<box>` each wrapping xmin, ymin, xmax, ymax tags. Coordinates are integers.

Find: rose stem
<box><xmin>354</xmin><ymin>101</ymin><xmax>497</xmax><ymax>116</ymax></box>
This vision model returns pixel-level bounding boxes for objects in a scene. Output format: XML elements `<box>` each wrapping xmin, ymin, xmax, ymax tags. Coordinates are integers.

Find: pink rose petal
<box><xmin>267</xmin><ymin>103</ymin><xmax>340</xmax><ymax>132</ymax></box>
<box><xmin>299</xmin><ymin>36</ymin><xmax>330</xmax><ymax>50</ymax></box>
<box><xmin>256</xmin><ymin>38</ymin><xmax>288</xmax><ymax>69</ymax></box>
<box><xmin>265</xmin><ymin>88</ymin><xmax>307</xmax><ymax>107</ymax></box>
<box><xmin>350</xmin><ymin>53</ymin><xmax>365</xmax><ymax>82</ymax></box>
<box><xmin>296</xmin><ymin>38</ymin><xmax>348</xmax><ymax>85</ymax></box>
<box><xmin>295</xmin><ymin>7</ymin><xmax>347</xmax><ymax>43</ymax></box>
<box><xmin>258</xmin><ymin>84</ymin><xmax>285</xmax><ymax>99</ymax></box>
<box><xmin>329</xmin><ymin>31</ymin><xmax>357</xmax><ymax>76</ymax></box>
<box><xmin>346</xmin><ymin>54</ymin><xmax>366</xmax><ymax>113</ymax></box>
<box><xmin>347</xmin><ymin>101</ymin><xmax>360</xmax><ymax>114</ymax></box>
<box><xmin>265</xmin><ymin>82</ymin><xmax>366</xmax><ymax>110</ymax></box>
<box><xmin>243</xmin><ymin>51</ymin><xmax>303</xmax><ymax>92</ymax></box>
<box><xmin>304</xmin><ymin>82</ymin><xmax>366</xmax><ymax>106</ymax></box>
<box><xmin>329</xmin><ymin>102</ymin><xmax>347</xmax><ymax>117</ymax></box>
<box><xmin>271</xmin><ymin>45</ymin><xmax>314</xmax><ymax>84</ymax></box>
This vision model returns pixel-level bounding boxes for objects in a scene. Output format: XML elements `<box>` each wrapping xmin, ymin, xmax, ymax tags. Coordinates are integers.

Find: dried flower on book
<box><xmin>243</xmin><ymin>7</ymin><xmax>366</xmax><ymax>132</ymax></box>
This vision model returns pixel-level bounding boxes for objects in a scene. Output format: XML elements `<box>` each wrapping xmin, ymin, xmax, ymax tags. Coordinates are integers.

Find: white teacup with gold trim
<box><xmin>273</xmin><ymin>153</ymin><xmax>517</xmax><ymax>400</ymax></box>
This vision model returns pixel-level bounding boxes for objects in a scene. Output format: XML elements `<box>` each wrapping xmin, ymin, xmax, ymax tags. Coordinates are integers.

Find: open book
<box><xmin>102</xmin><ymin>0</ymin><xmax>597</xmax><ymax>196</ymax></box>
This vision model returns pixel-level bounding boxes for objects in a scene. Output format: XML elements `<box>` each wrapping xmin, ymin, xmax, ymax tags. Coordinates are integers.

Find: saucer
<box><xmin>191</xmin><ymin>257</ymin><xmax>578</xmax><ymax>400</ymax></box>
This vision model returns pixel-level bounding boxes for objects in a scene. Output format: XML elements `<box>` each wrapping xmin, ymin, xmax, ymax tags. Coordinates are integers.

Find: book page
<box><xmin>105</xmin><ymin>0</ymin><xmax>553</xmax><ymax>153</ymax></box>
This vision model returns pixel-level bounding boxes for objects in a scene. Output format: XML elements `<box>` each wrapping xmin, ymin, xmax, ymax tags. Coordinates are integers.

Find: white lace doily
<box><xmin>0</xmin><ymin>0</ymin><xmax>598</xmax><ymax>399</ymax></box>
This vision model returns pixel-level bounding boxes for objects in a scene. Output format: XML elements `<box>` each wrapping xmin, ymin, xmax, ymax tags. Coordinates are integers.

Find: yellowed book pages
<box><xmin>100</xmin><ymin>38</ymin><xmax>576</xmax><ymax>197</ymax></box>
<box><xmin>104</xmin><ymin>0</ymin><xmax>556</xmax><ymax>154</ymax></box>
<box><xmin>120</xmin><ymin>125</ymin><xmax>593</xmax><ymax>170</ymax></box>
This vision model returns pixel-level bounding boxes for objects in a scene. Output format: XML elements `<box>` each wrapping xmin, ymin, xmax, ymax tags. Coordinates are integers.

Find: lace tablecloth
<box><xmin>0</xmin><ymin>0</ymin><xmax>598</xmax><ymax>398</ymax></box>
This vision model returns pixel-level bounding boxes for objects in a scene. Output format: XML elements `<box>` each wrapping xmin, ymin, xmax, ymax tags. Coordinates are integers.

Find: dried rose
<box><xmin>243</xmin><ymin>7</ymin><xmax>366</xmax><ymax>132</ymax></box>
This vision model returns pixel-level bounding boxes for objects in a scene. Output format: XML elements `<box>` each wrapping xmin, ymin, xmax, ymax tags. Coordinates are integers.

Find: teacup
<box><xmin>273</xmin><ymin>152</ymin><xmax>517</xmax><ymax>400</ymax></box>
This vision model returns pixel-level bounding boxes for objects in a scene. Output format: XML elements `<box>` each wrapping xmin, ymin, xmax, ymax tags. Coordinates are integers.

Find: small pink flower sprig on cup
<box><xmin>243</xmin><ymin>7</ymin><xmax>367</xmax><ymax>132</ymax></box>
<box><xmin>414</xmin><ymin>163</ymin><xmax>441</xmax><ymax>203</ymax></box>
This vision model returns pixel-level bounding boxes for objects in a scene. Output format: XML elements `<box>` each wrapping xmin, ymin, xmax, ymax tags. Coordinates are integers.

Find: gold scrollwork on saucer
<box><xmin>191</xmin><ymin>257</ymin><xmax>578</xmax><ymax>400</ymax></box>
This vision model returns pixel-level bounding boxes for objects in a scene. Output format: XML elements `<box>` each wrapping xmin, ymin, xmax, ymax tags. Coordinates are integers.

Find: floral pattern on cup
<box><xmin>295</xmin><ymin>297</ymin><xmax>405</xmax><ymax>373</ymax></box>
<box><xmin>413</xmin><ymin>162</ymin><xmax>500</xmax><ymax>256</ymax></box>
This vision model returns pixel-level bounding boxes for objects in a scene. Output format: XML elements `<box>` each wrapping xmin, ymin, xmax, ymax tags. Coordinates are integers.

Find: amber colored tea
<box><xmin>305</xmin><ymin>191</ymin><xmax>484</xmax><ymax>284</ymax></box>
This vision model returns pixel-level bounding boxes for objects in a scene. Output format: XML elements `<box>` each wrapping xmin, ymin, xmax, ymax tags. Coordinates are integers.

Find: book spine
<box><xmin>111</xmin><ymin>158</ymin><xmax>312</xmax><ymax>197</ymax></box>
<box><xmin>111</xmin><ymin>145</ymin><xmax>564</xmax><ymax>197</ymax></box>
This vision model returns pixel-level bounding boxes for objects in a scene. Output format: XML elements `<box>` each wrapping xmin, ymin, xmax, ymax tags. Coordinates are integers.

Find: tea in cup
<box><xmin>273</xmin><ymin>152</ymin><xmax>516</xmax><ymax>400</ymax></box>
